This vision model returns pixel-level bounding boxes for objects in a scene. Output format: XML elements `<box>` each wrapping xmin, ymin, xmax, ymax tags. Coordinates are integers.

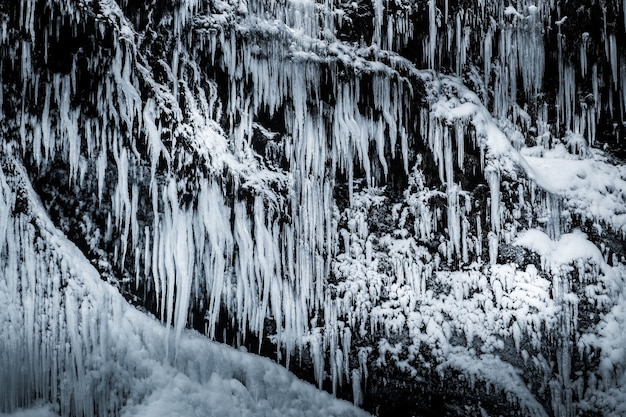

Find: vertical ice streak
<box><xmin>428</xmin><ymin>0</ymin><xmax>437</xmax><ymax>69</ymax></box>
<box><xmin>486</xmin><ymin>167</ymin><xmax>500</xmax><ymax>236</ymax></box>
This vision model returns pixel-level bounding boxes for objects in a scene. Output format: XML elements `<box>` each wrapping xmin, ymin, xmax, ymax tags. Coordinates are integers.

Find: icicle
<box><xmin>475</xmin><ymin>213</ymin><xmax>482</xmax><ymax>258</ymax></box>
<box><xmin>485</xmin><ymin>167</ymin><xmax>500</xmax><ymax>235</ymax></box>
<box><xmin>488</xmin><ymin>231</ymin><xmax>498</xmax><ymax>265</ymax></box>
<box><xmin>484</xmin><ymin>20</ymin><xmax>494</xmax><ymax>89</ymax></box>
<box><xmin>546</xmin><ymin>193</ymin><xmax>561</xmax><ymax>240</ymax></box>
<box><xmin>580</xmin><ymin>33</ymin><xmax>589</xmax><ymax>79</ymax></box>
<box><xmin>428</xmin><ymin>0</ymin><xmax>437</xmax><ymax>69</ymax></box>
<box><xmin>112</xmin><ymin>146</ymin><xmax>132</xmax><ymax>267</ymax></box>
<box><xmin>461</xmin><ymin>216</ymin><xmax>469</xmax><ymax>264</ymax></box>
<box><xmin>372</xmin><ymin>0</ymin><xmax>383</xmax><ymax>46</ymax></box>
<box><xmin>447</xmin><ymin>183</ymin><xmax>461</xmax><ymax>261</ymax></box>
<box><xmin>609</xmin><ymin>34</ymin><xmax>618</xmax><ymax>89</ymax></box>
<box><xmin>351</xmin><ymin>369</ymin><xmax>363</xmax><ymax>406</ymax></box>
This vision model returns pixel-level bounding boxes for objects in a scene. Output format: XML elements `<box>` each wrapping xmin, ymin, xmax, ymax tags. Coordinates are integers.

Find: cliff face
<box><xmin>1</xmin><ymin>1</ymin><xmax>626</xmax><ymax>416</ymax></box>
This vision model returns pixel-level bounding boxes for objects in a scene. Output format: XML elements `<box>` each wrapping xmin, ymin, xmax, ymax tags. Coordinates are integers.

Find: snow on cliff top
<box><xmin>522</xmin><ymin>144</ymin><xmax>626</xmax><ymax>236</ymax></box>
<box><xmin>515</xmin><ymin>229</ymin><xmax>605</xmax><ymax>272</ymax></box>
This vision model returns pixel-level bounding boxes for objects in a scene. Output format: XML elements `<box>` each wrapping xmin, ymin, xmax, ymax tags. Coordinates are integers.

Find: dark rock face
<box><xmin>1</xmin><ymin>1</ymin><xmax>626</xmax><ymax>416</ymax></box>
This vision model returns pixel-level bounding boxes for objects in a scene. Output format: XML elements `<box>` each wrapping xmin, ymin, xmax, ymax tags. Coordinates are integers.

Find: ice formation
<box><xmin>1</xmin><ymin>0</ymin><xmax>626</xmax><ymax>416</ymax></box>
<box><xmin>0</xmin><ymin>160</ymin><xmax>369</xmax><ymax>417</ymax></box>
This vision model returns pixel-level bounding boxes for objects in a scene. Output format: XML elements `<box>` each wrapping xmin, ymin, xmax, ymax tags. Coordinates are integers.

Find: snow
<box><xmin>331</xmin><ymin>186</ymin><xmax>563</xmax><ymax>412</ymax></box>
<box><xmin>523</xmin><ymin>146</ymin><xmax>626</xmax><ymax>236</ymax></box>
<box><xmin>555</xmin><ymin>16</ymin><xmax>568</xmax><ymax>26</ymax></box>
<box><xmin>515</xmin><ymin>229</ymin><xmax>605</xmax><ymax>273</ymax></box>
<box><xmin>329</xmin><ymin>162</ymin><xmax>626</xmax><ymax>415</ymax></box>
<box><xmin>504</xmin><ymin>6</ymin><xmax>523</xmax><ymax>18</ymax></box>
<box><xmin>575</xmin><ymin>262</ymin><xmax>626</xmax><ymax>417</ymax></box>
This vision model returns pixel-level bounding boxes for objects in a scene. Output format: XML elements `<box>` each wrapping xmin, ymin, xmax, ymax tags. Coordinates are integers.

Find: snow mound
<box><xmin>523</xmin><ymin>146</ymin><xmax>626</xmax><ymax>236</ymax></box>
<box><xmin>514</xmin><ymin>229</ymin><xmax>605</xmax><ymax>272</ymax></box>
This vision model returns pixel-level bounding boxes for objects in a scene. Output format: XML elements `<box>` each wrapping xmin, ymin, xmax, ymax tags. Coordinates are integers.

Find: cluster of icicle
<box><xmin>423</xmin><ymin>0</ymin><xmax>626</xmax><ymax>147</ymax></box>
<box><xmin>2</xmin><ymin>0</ymin><xmax>626</xmax><ymax>414</ymax></box>
<box><xmin>331</xmin><ymin>185</ymin><xmax>557</xmax><ymax>416</ymax></box>
<box><xmin>331</xmin><ymin>165</ymin><xmax>626</xmax><ymax>417</ymax></box>
<box><xmin>0</xmin><ymin>159</ymin><xmax>123</xmax><ymax>416</ymax></box>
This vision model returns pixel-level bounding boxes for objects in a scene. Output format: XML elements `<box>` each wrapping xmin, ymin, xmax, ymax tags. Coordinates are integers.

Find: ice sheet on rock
<box><xmin>0</xmin><ymin>158</ymin><xmax>371</xmax><ymax>417</ymax></box>
<box><xmin>0</xmin><ymin>405</ymin><xmax>59</xmax><ymax>417</ymax></box>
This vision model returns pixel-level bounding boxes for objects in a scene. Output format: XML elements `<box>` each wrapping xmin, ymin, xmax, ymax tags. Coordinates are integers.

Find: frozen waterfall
<box><xmin>1</xmin><ymin>1</ymin><xmax>626</xmax><ymax>416</ymax></box>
